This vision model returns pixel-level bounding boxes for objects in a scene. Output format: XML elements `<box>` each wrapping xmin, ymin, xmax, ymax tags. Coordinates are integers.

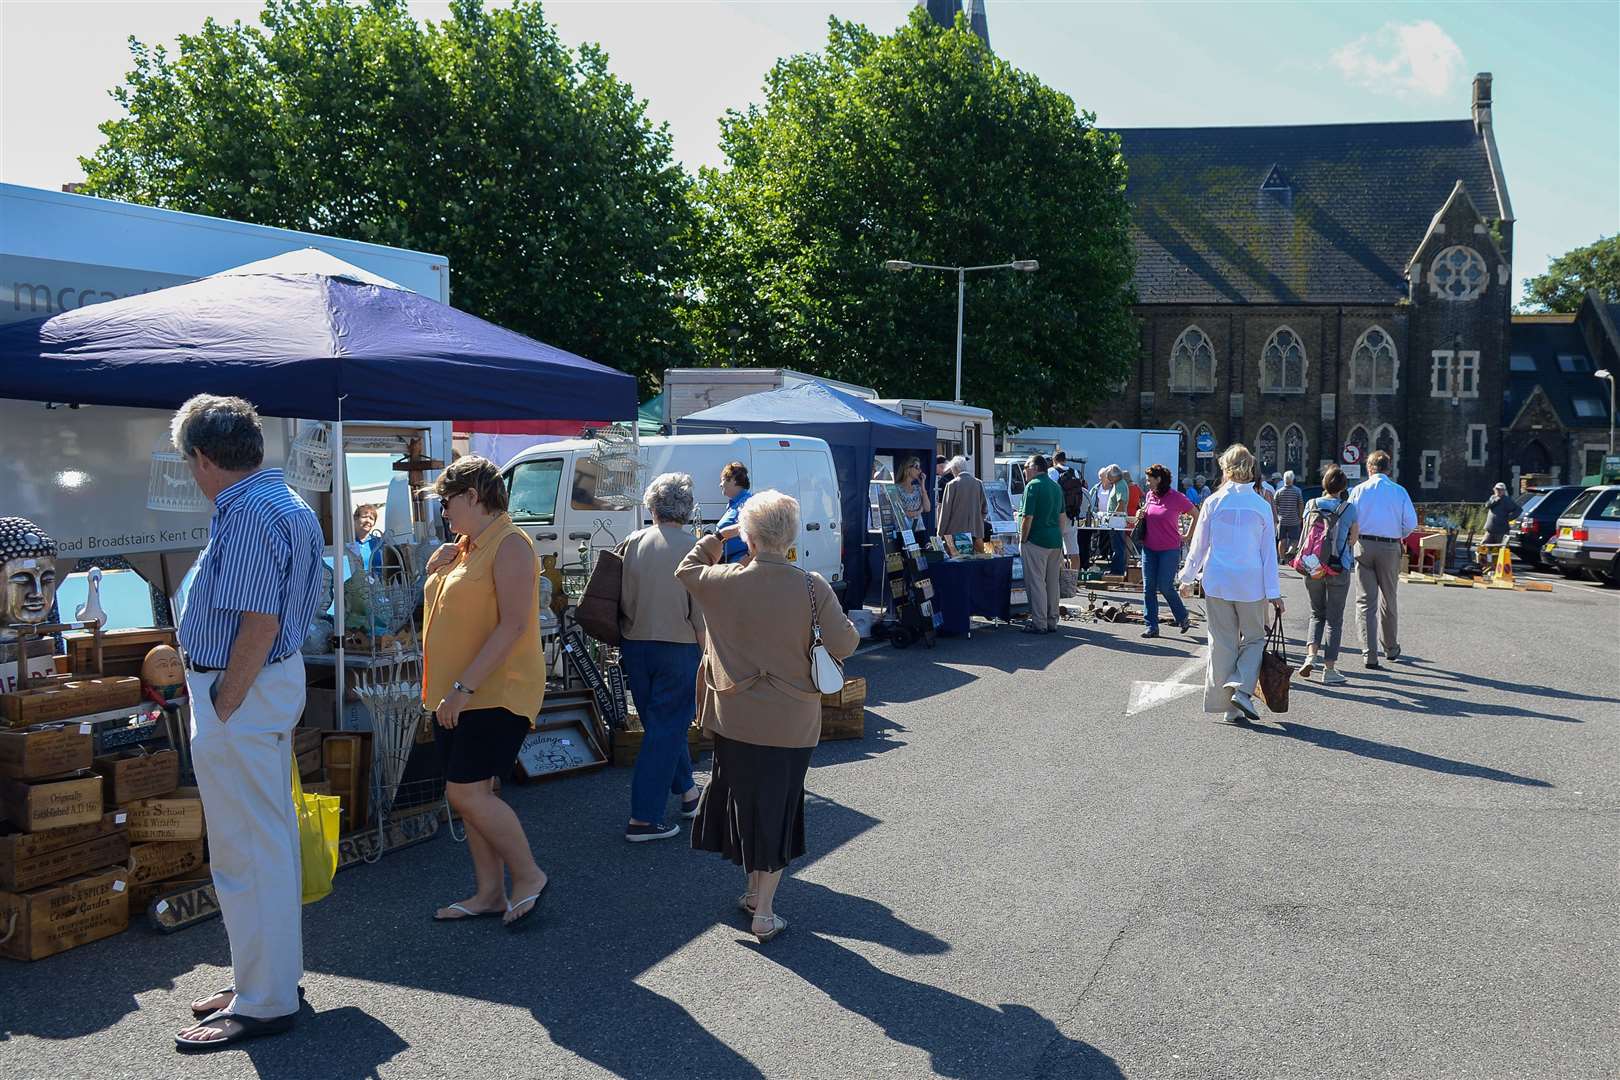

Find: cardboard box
<box><xmin>0</xmin><ymin>724</ymin><xmax>94</xmax><ymax>780</ymax></box>
<box><xmin>126</xmin><ymin>840</ymin><xmax>205</xmax><ymax>887</ymax></box>
<box><xmin>122</xmin><ymin>787</ymin><xmax>206</xmax><ymax>842</ymax></box>
<box><xmin>93</xmin><ymin>749</ymin><xmax>180</xmax><ymax>805</ymax></box>
<box><xmin>1</xmin><ymin>773</ymin><xmax>103</xmax><ymax>832</ymax></box>
<box><xmin>0</xmin><ymin>865</ymin><xmax>130</xmax><ymax>961</ymax></box>
<box><xmin>0</xmin><ymin>812</ymin><xmax>129</xmax><ymax>891</ymax></box>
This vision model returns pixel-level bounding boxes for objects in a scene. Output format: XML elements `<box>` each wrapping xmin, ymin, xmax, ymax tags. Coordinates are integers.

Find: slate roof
<box><xmin>1113</xmin><ymin>119</ymin><xmax>1502</xmax><ymax>305</ymax></box>
<box><xmin>1506</xmin><ymin>317</ymin><xmax>1611</xmax><ymax>430</ymax></box>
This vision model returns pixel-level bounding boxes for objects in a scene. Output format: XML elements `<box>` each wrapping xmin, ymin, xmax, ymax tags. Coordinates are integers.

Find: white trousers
<box><xmin>1203</xmin><ymin>597</ymin><xmax>1268</xmax><ymax>714</ymax></box>
<box><xmin>187</xmin><ymin>654</ymin><xmax>306</xmax><ymax>1019</ymax></box>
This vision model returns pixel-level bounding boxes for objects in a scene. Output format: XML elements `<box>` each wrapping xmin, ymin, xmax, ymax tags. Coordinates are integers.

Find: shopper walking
<box><xmin>1181</xmin><ymin>475</ymin><xmax>1203</xmax><ymax>507</ymax></box>
<box><xmin>1051</xmin><ymin>452</ymin><xmax>1087</xmax><ymax>571</ymax></box>
<box><xmin>1136</xmin><ymin>464</ymin><xmax>1198</xmax><ymax>638</ymax></box>
<box><xmin>1295</xmin><ymin>467</ymin><xmax>1359</xmax><ymax>685</ymax></box>
<box><xmin>171</xmin><ymin>395</ymin><xmax>323</xmax><ymax>1051</ymax></box>
<box><xmin>937</xmin><ymin>455</ymin><xmax>986</xmax><ymax>539</ymax></box>
<box><xmin>1096</xmin><ymin>465</ymin><xmax>1128</xmax><ymax>575</ymax></box>
<box><xmin>421</xmin><ymin>456</ymin><xmax>550</xmax><ymax>927</ymax></box>
<box><xmin>619</xmin><ymin>473</ymin><xmax>705</xmax><ymax>842</ymax></box>
<box><xmin>1346</xmin><ymin>450</ymin><xmax>1417</xmax><ymax>669</ymax></box>
<box><xmin>897</xmin><ymin>457</ymin><xmax>933</xmax><ymax>536</ymax></box>
<box><xmin>1482</xmin><ymin>482</ymin><xmax>1522</xmax><ymax>547</ymax></box>
<box><xmin>1177</xmin><ymin>445</ymin><xmax>1283</xmax><ymax>724</ymax></box>
<box><xmin>1274</xmin><ymin>471</ymin><xmax>1305</xmax><ymax>557</ymax></box>
<box><xmin>715</xmin><ymin>462</ymin><xmax>753</xmax><ymax>564</ymax></box>
<box><xmin>1018</xmin><ymin>454</ymin><xmax>1065</xmax><ymax>634</ymax></box>
<box><xmin>678</xmin><ymin>491</ymin><xmax>859</xmax><ymax>944</ymax></box>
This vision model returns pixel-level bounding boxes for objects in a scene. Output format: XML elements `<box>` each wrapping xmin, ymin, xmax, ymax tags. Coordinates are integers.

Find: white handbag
<box><xmin>803</xmin><ymin>573</ymin><xmax>845</xmax><ymax>695</ymax></box>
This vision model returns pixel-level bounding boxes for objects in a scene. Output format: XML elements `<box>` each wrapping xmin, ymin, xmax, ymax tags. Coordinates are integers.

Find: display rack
<box><xmin>871</xmin><ymin>483</ymin><xmax>937</xmax><ymax>649</ymax></box>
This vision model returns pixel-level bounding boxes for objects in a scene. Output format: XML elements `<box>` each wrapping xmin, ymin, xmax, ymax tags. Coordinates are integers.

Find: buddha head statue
<box><xmin>0</xmin><ymin>517</ymin><xmax>58</xmax><ymax>640</ymax></box>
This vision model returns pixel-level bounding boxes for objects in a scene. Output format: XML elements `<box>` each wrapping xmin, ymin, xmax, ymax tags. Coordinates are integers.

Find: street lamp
<box><xmin>884</xmin><ymin>257</ymin><xmax>1039</xmax><ymax>404</ymax></box>
<box><xmin>1595</xmin><ymin>368</ymin><xmax>1616</xmax><ymax>455</ymax></box>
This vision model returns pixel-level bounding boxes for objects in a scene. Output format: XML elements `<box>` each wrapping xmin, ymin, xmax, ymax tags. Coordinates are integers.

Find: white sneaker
<box><xmin>1230</xmin><ymin>689</ymin><xmax>1261</xmax><ymax>723</ymax></box>
<box><xmin>1322</xmin><ymin>668</ymin><xmax>1348</xmax><ymax>685</ymax></box>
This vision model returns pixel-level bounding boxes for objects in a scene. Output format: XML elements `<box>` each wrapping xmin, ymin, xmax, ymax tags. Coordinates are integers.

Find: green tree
<box><xmin>682</xmin><ymin>11</ymin><xmax>1137</xmax><ymax>431</ymax></box>
<box><xmin>80</xmin><ymin>0</ymin><xmax>691</xmax><ymax>394</ymax></box>
<box><xmin>1522</xmin><ymin>234</ymin><xmax>1620</xmax><ymax>313</ymax></box>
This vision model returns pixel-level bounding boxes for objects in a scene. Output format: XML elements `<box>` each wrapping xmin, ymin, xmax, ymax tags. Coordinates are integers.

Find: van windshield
<box><xmin>509</xmin><ymin>459</ymin><xmax>563</xmax><ymax>523</ymax></box>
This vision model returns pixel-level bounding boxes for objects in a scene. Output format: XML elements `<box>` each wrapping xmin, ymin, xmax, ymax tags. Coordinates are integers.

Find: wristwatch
<box><xmin>452</xmin><ymin>681</ymin><xmax>475</xmax><ymax>695</ymax></box>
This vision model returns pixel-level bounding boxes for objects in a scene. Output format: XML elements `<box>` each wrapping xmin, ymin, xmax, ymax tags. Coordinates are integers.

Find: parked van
<box><xmin>500</xmin><ymin>434</ymin><xmax>844</xmax><ymax>585</ymax></box>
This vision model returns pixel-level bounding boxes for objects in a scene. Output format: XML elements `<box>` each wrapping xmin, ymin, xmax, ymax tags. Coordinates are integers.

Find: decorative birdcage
<box><xmin>581</xmin><ymin>428</ymin><xmax>643</xmax><ymax>511</ymax></box>
<box><xmin>146</xmin><ymin>449</ymin><xmax>210</xmax><ymax>513</ymax></box>
<box><xmin>285</xmin><ymin>421</ymin><xmax>334</xmax><ymax>492</ymax></box>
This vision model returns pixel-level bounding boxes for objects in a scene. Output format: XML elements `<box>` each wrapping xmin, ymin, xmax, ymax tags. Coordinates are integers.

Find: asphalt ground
<box><xmin>2</xmin><ymin>568</ymin><xmax>1616</xmax><ymax>1079</ymax></box>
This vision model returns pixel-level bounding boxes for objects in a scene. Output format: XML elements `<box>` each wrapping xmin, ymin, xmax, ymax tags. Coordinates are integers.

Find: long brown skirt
<box><xmin>691</xmin><ymin>732</ymin><xmax>812</xmax><ymax>874</ymax></box>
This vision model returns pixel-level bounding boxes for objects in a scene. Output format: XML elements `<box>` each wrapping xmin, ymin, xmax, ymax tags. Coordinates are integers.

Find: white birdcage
<box><xmin>582</xmin><ymin>428</ymin><xmax>644</xmax><ymax>511</ymax></box>
<box><xmin>285</xmin><ymin>421</ymin><xmax>334</xmax><ymax>492</ymax></box>
<box><xmin>146</xmin><ymin>450</ymin><xmax>210</xmax><ymax>513</ymax></box>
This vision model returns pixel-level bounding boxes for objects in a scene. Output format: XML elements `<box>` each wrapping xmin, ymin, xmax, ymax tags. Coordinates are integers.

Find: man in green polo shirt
<box><xmin>1019</xmin><ymin>454</ymin><xmax>1065</xmax><ymax>634</ymax></box>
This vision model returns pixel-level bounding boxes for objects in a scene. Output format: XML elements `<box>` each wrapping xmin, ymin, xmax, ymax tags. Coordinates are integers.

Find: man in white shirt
<box><xmin>1346</xmin><ymin>450</ymin><xmax>1417</xmax><ymax>668</ymax></box>
<box><xmin>1178</xmin><ymin>445</ymin><xmax>1284</xmax><ymax>724</ymax></box>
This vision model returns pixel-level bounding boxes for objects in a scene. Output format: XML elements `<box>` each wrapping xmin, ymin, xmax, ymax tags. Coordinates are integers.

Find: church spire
<box><xmin>918</xmin><ymin>0</ymin><xmax>991</xmax><ymax>50</ymax></box>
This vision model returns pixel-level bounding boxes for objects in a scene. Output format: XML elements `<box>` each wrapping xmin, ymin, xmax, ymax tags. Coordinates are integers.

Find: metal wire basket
<box><xmin>285</xmin><ymin>422</ymin><xmax>334</xmax><ymax>493</ymax></box>
<box><xmin>146</xmin><ymin>449</ymin><xmax>210</xmax><ymax>513</ymax></box>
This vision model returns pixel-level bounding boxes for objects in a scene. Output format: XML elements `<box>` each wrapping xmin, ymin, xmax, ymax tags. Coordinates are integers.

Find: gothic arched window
<box><xmin>1430</xmin><ymin>246</ymin><xmax>1488</xmax><ymax>301</ymax></box>
<box><xmin>1350</xmin><ymin>326</ymin><xmax>1398</xmax><ymax>395</ymax></box>
<box><xmin>1169</xmin><ymin>326</ymin><xmax>1216</xmax><ymax>393</ymax></box>
<box><xmin>1260</xmin><ymin>327</ymin><xmax>1306</xmax><ymax>393</ymax></box>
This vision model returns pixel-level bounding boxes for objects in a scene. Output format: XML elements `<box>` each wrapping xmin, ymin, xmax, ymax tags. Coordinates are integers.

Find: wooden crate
<box><xmin>820</xmin><ymin>704</ymin><xmax>865</xmax><ymax>742</ymax></box>
<box><xmin>611</xmin><ymin>719</ymin><xmax>712</xmax><ymax>768</ymax></box>
<box><xmin>122</xmin><ymin>787</ymin><xmax>205</xmax><ymax>842</ymax></box>
<box><xmin>820</xmin><ymin>676</ymin><xmax>867</xmax><ymax>711</ymax></box>
<box><xmin>323</xmin><ymin>733</ymin><xmax>371</xmax><ymax>832</ymax></box>
<box><xmin>1</xmin><ymin>677</ymin><xmax>142</xmax><ymax>727</ymax></box>
<box><xmin>2</xmin><ymin>772</ymin><xmax>103</xmax><ymax>832</ymax></box>
<box><xmin>62</xmin><ymin>627</ymin><xmax>177</xmax><ymax>679</ymax></box>
<box><xmin>94</xmin><ymin>749</ymin><xmax>180</xmax><ymax>805</ymax></box>
<box><xmin>0</xmin><ymin>725</ymin><xmax>94</xmax><ymax>780</ymax></box>
<box><xmin>0</xmin><ymin>813</ymin><xmax>129</xmax><ymax>892</ymax></box>
<box><xmin>126</xmin><ymin>839</ymin><xmax>205</xmax><ymax>887</ymax></box>
<box><xmin>0</xmin><ymin>866</ymin><xmax>129</xmax><ymax>961</ymax></box>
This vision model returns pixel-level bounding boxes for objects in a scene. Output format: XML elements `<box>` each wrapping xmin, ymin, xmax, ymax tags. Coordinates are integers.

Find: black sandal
<box><xmin>176</xmin><ymin>1011</ymin><xmax>297</xmax><ymax>1052</ymax></box>
<box><xmin>190</xmin><ymin>985</ymin><xmax>304</xmax><ymax>1019</ymax></box>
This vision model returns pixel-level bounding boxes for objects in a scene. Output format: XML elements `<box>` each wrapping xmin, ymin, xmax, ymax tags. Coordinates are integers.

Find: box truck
<box><xmin>870</xmin><ymin>399</ymin><xmax>995</xmax><ymax>479</ymax></box>
<box><xmin>997</xmin><ymin>427</ymin><xmax>1183</xmax><ymax>507</ymax></box>
<box><xmin>661</xmin><ymin>368</ymin><xmax>877</xmax><ymax>428</ymax></box>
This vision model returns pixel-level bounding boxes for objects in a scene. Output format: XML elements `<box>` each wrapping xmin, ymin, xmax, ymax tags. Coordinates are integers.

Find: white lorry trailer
<box><xmin>869</xmin><ymin>399</ymin><xmax>995</xmax><ymax>480</ymax></box>
<box><xmin>997</xmin><ymin>427</ymin><xmax>1183</xmax><ymax>507</ymax></box>
<box><xmin>660</xmin><ymin>368</ymin><xmax>877</xmax><ymax>428</ymax></box>
<box><xmin>1</xmin><ymin>183</ymin><xmax>454</xmax><ymax>623</ymax></box>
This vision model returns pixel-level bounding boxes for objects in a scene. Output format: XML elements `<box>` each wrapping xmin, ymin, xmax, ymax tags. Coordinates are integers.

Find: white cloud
<box><xmin>1332</xmin><ymin>20</ymin><xmax>1465</xmax><ymax>99</ymax></box>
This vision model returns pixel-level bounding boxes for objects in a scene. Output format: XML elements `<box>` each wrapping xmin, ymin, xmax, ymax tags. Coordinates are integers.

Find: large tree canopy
<box><xmin>682</xmin><ymin>11</ymin><xmax>1137</xmax><ymax>431</ymax></box>
<box><xmin>80</xmin><ymin>0</ymin><xmax>691</xmax><ymax>393</ymax></box>
<box><xmin>1522</xmin><ymin>234</ymin><xmax>1620</xmax><ymax>313</ymax></box>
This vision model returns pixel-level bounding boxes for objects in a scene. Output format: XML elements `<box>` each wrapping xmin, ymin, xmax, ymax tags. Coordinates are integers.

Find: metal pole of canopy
<box><xmin>330</xmin><ymin>401</ymin><xmax>347</xmax><ymax>729</ymax></box>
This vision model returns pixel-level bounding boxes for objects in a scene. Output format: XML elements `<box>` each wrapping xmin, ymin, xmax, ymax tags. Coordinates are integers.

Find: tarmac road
<box><xmin>1</xmin><ymin>570</ymin><xmax>1616</xmax><ymax>1079</ymax></box>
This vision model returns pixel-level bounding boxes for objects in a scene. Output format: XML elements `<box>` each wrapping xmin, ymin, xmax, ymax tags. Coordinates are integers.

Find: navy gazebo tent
<box><xmin>678</xmin><ymin>381</ymin><xmax>936</xmax><ymax>607</ymax></box>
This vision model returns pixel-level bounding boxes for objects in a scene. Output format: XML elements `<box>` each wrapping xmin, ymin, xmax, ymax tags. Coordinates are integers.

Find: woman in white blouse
<box><xmin>1177</xmin><ymin>445</ymin><xmax>1284</xmax><ymax>724</ymax></box>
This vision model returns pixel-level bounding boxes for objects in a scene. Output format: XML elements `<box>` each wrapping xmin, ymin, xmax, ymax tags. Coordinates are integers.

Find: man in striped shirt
<box><xmin>1273</xmin><ymin>471</ymin><xmax>1305</xmax><ymax>558</ymax></box>
<box><xmin>171</xmin><ymin>395</ymin><xmax>323</xmax><ymax>1052</ymax></box>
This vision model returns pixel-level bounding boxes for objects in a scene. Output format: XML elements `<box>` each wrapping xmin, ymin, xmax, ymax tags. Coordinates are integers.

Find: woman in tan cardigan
<box><xmin>677</xmin><ymin>490</ymin><xmax>859</xmax><ymax>943</ymax></box>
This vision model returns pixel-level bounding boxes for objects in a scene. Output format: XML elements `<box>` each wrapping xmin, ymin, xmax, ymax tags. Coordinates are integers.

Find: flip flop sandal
<box><xmin>505</xmin><ymin>887</ymin><xmax>546</xmax><ymax>930</ymax></box>
<box><xmin>751</xmin><ymin>913</ymin><xmax>788</xmax><ymax>944</ymax></box>
<box><xmin>433</xmin><ymin>902</ymin><xmax>504</xmax><ymax>922</ymax></box>
<box><xmin>190</xmin><ymin>985</ymin><xmax>304</xmax><ymax>1019</ymax></box>
<box><xmin>176</xmin><ymin>1011</ymin><xmax>297</xmax><ymax>1052</ymax></box>
<box><xmin>737</xmin><ymin>892</ymin><xmax>756</xmax><ymax>915</ymax></box>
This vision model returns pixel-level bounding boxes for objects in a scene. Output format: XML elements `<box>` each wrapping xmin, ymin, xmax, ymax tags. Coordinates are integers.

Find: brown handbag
<box><xmin>1256</xmin><ymin>613</ymin><xmax>1291</xmax><ymax>713</ymax></box>
<box><xmin>574</xmin><ymin>544</ymin><xmax>625</xmax><ymax>645</ymax></box>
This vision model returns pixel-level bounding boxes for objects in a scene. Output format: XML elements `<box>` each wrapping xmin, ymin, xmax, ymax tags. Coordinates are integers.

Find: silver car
<box><xmin>1545</xmin><ymin>485</ymin><xmax>1620</xmax><ymax>585</ymax></box>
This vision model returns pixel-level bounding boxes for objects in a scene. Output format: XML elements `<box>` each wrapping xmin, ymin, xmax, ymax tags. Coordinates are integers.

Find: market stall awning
<box><xmin>0</xmin><ymin>248</ymin><xmax>637</xmax><ymax>422</ymax></box>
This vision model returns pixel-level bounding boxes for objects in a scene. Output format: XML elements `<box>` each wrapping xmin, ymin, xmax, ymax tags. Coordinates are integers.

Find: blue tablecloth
<box><xmin>924</xmin><ymin>555</ymin><xmax>1014</xmax><ymax>635</ymax></box>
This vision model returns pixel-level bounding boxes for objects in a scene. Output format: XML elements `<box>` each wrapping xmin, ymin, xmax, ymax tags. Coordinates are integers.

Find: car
<box><xmin>1544</xmin><ymin>485</ymin><xmax>1620</xmax><ymax>586</ymax></box>
<box><xmin>1507</xmin><ymin>485</ymin><xmax>1587</xmax><ymax>568</ymax></box>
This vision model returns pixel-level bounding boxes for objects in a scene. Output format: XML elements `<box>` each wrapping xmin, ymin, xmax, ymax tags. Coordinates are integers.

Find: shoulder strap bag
<box><xmin>575</xmin><ymin>541</ymin><xmax>626</xmax><ymax>645</ymax></box>
<box><xmin>803</xmin><ymin>572</ymin><xmax>846</xmax><ymax>695</ymax></box>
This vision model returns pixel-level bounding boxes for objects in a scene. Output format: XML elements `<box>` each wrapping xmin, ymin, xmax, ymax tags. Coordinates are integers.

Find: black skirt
<box><xmin>691</xmin><ymin>733</ymin><xmax>812</xmax><ymax>874</ymax></box>
<box><xmin>434</xmin><ymin>707</ymin><xmax>529</xmax><ymax>784</ymax></box>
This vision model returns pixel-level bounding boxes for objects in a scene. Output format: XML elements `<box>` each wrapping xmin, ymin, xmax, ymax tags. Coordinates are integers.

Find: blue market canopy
<box><xmin>680</xmin><ymin>381</ymin><xmax>936</xmax><ymax>606</ymax></box>
<box><xmin>0</xmin><ymin>248</ymin><xmax>636</xmax><ymax>422</ymax></box>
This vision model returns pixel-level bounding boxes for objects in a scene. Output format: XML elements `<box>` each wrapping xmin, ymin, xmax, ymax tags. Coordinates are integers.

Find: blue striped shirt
<box><xmin>178</xmin><ymin>468</ymin><xmax>324</xmax><ymax>669</ymax></box>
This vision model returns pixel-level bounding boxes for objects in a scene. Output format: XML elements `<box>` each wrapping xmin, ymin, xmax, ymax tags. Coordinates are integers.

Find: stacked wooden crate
<box><xmin>0</xmin><ymin>724</ymin><xmax>130</xmax><ymax>961</ymax></box>
<box><xmin>820</xmin><ymin>678</ymin><xmax>867</xmax><ymax>741</ymax></box>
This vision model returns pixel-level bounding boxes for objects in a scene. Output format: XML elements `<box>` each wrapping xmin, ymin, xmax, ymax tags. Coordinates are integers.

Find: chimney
<box><xmin>1472</xmin><ymin>72</ymin><xmax>1493</xmax><ymax>133</ymax></box>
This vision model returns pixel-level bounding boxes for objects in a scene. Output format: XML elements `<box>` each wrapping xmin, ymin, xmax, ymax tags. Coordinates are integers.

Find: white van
<box><xmin>500</xmin><ymin>434</ymin><xmax>844</xmax><ymax>585</ymax></box>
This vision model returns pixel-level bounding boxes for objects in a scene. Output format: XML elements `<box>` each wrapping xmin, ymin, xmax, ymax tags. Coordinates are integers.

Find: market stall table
<box><xmin>923</xmin><ymin>554</ymin><xmax>1014</xmax><ymax>636</ymax></box>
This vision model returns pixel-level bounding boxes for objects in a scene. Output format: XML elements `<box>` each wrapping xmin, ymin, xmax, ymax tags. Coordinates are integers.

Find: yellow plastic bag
<box><xmin>292</xmin><ymin>755</ymin><xmax>341</xmax><ymax>905</ymax></box>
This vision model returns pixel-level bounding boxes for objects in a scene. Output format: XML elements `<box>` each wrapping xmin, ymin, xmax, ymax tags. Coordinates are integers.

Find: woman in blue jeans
<box><xmin>617</xmin><ymin>473</ymin><xmax>706</xmax><ymax>842</ymax></box>
<box><xmin>1134</xmin><ymin>464</ymin><xmax>1199</xmax><ymax>638</ymax></box>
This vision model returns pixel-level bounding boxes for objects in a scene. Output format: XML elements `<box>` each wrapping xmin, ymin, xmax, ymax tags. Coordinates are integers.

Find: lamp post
<box><xmin>1595</xmin><ymin>369</ymin><xmax>1616</xmax><ymax>456</ymax></box>
<box><xmin>884</xmin><ymin>258</ymin><xmax>1039</xmax><ymax>404</ymax></box>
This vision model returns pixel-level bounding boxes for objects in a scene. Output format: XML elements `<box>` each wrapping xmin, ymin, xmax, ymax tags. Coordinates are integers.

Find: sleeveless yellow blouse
<box><xmin>422</xmin><ymin>513</ymin><xmax>546</xmax><ymax>723</ymax></box>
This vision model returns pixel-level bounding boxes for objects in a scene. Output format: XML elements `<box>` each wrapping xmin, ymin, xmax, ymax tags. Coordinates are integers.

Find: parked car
<box><xmin>1507</xmin><ymin>485</ymin><xmax>1586</xmax><ymax>568</ymax></box>
<box><xmin>1544</xmin><ymin>486</ymin><xmax>1620</xmax><ymax>585</ymax></box>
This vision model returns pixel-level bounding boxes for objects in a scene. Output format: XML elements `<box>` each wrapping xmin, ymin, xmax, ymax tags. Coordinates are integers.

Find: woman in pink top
<box><xmin>1134</xmin><ymin>463</ymin><xmax>1199</xmax><ymax>637</ymax></box>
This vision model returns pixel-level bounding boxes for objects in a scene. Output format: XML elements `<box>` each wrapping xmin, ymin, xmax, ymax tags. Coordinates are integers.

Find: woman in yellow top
<box><xmin>421</xmin><ymin>456</ymin><xmax>549</xmax><ymax>928</ymax></box>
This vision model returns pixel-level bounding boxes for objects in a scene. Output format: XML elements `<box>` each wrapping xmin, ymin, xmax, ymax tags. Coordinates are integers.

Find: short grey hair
<box><xmin>1105</xmin><ymin>464</ymin><xmax>1122</xmax><ymax>483</ymax></box>
<box><xmin>643</xmin><ymin>471</ymin><xmax>694</xmax><ymax>523</ymax></box>
<box><xmin>170</xmin><ymin>394</ymin><xmax>264</xmax><ymax>471</ymax></box>
<box><xmin>738</xmin><ymin>489</ymin><xmax>799</xmax><ymax>555</ymax></box>
<box><xmin>948</xmin><ymin>455</ymin><xmax>968</xmax><ymax>475</ymax></box>
<box><xmin>1283</xmin><ymin>470</ymin><xmax>1295</xmax><ymax>486</ymax></box>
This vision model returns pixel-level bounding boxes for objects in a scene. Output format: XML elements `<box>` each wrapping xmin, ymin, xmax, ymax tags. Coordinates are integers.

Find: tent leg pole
<box><xmin>331</xmin><ymin>413</ymin><xmax>346</xmax><ymax>729</ymax></box>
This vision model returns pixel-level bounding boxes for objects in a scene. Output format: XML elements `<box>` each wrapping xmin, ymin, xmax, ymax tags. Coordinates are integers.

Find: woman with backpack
<box><xmin>1295</xmin><ymin>466</ymin><xmax>1360</xmax><ymax>686</ymax></box>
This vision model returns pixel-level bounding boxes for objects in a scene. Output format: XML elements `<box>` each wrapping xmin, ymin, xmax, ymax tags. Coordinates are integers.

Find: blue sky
<box><xmin>2</xmin><ymin>1</ymin><xmax>1615</xmax><ymax>303</ymax></box>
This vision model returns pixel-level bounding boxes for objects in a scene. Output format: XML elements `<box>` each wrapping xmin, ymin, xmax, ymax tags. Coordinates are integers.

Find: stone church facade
<box><xmin>1084</xmin><ymin>75</ymin><xmax>1514</xmax><ymax>503</ymax></box>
